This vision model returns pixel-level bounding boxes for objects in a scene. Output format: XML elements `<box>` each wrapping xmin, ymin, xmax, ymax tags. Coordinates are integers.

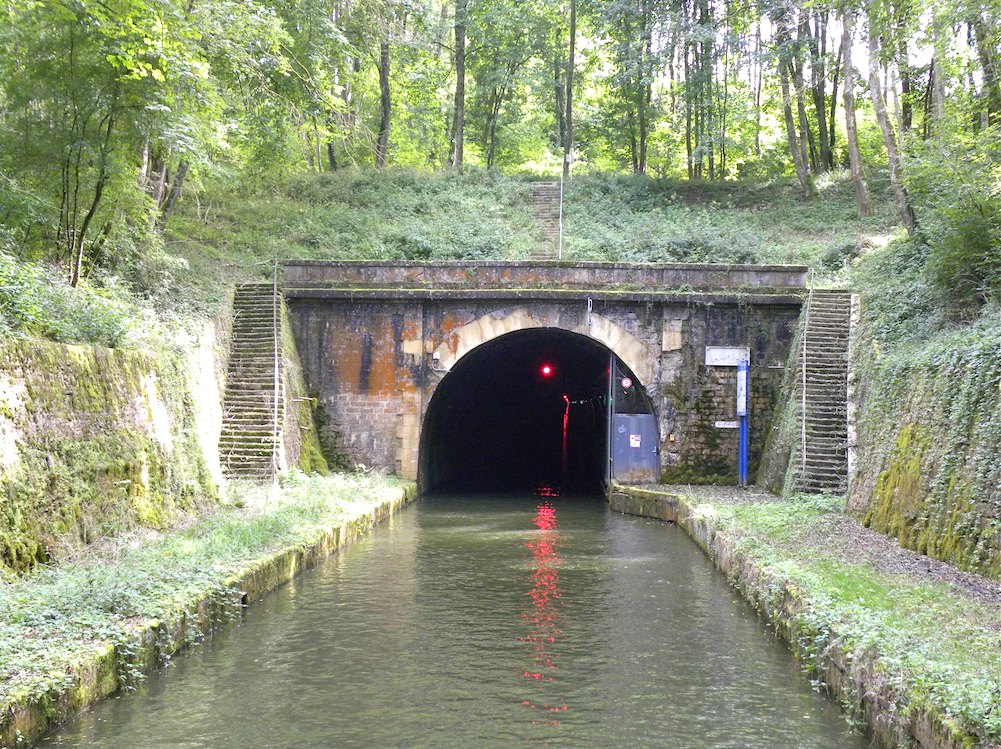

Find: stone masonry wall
<box><xmin>657</xmin><ymin>304</ymin><xmax>797</xmax><ymax>482</ymax></box>
<box><xmin>286</xmin><ymin>291</ymin><xmax>801</xmax><ymax>485</ymax></box>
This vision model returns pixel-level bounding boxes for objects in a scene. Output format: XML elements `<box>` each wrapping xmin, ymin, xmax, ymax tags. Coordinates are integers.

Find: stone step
<box><xmin>219</xmin><ymin>442</ymin><xmax>278</xmax><ymax>452</ymax></box>
<box><xmin>221</xmin><ymin>426</ymin><xmax>280</xmax><ymax>437</ymax></box>
<box><xmin>222</xmin><ymin>412</ymin><xmax>283</xmax><ymax>422</ymax></box>
<box><xmin>223</xmin><ymin>395</ymin><xmax>282</xmax><ymax>405</ymax></box>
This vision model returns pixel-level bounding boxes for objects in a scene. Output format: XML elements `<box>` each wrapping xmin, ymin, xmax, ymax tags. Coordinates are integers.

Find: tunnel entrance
<box><xmin>419</xmin><ymin>328</ymin><xmax>655</xmax><ymax>496</ymax></box>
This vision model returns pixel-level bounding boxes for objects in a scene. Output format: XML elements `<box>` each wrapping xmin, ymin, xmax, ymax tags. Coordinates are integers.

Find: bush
<box><xmin>908</xmin><ymin>128</ymin><xmax>1001</xmax><ymax>317</ymax></box>
<box><xmin>0</xmin><ymin>248</ymin><xmax>136</xmax><ymax>347</ymax></box>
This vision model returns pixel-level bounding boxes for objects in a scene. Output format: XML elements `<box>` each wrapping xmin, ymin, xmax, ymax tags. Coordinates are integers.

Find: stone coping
<box><xmin>282</xmin><ymin>260</ymin><xmax>809</xmax><ymax>292</ymax></box>
<box><xmin>0</xmin><ymin>483</ymin><xmax>418</xmax><ymax>748</ymax></box>
<box><xmin>608</xmin><ymin>484</ymin><xmax>980</xmax><ymax>749</ymax></box>
<box><xmin>281</xmin><ymin>286</ymin><xmax>804</xmax><ymax>306</ymax></box>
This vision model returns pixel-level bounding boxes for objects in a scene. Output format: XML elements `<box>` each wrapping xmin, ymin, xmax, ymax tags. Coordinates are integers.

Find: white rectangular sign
<box><xmin>705</xmin><ymin>346</ymin><xmax>750</xmax><ymax>367</ymax></box>
<box><xmin>736</xmin><ymin>367</ymin><xmax>748</xmax><ymax>416</ymax></box>
<box><xmin>715</xmin><ymin>420</ymin><xmax>739</xmax><ymax>429</ymax></box>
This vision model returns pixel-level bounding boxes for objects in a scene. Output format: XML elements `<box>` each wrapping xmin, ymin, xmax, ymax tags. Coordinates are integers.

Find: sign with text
<box><xmin>705</xmin><ymin>346</ymin><xmax>751</xmax><ymax>367</ymax></box>
<box><xmin>736</xmin><ymin>361</ymin><xmax>748</xmax><ymax>416</ymax></box>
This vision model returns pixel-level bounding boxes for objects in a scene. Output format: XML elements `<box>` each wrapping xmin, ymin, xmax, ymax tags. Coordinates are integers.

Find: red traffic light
<box><xmin>540</xmin><ymin>363</ymin><xmax>554</xmax><ymax>377</ymax></box>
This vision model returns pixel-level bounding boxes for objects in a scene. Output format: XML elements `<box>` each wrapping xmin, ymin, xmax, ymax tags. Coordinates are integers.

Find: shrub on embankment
<box><xmin>848</xmin><ymin>238</ymin><xmax>1001</xmax><ymax>580</ymax></box>
<box><xmin>0</xmin><ymin>337</ymin><xmax>220</xmax><ymax>573</ymax></box>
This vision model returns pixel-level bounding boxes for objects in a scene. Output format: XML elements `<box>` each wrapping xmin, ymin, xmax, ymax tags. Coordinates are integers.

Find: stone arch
<box><xmin>432</xmin><ymin>306</ymin><xmax>657</xmax><ymax>386</ymax></box>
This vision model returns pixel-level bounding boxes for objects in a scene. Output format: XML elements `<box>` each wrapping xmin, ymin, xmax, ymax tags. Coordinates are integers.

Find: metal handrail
<box><xmin>271</xmin><ymin>259</ymin><xmax>281</xmax><ymax>485</ymax></box>
<box><xmin>557</xmin><ymin>171</ymin><xmax>565</xmax><ymax>260</ymax></box>
<box><xmin>801</xmin><ymin>268</ymin><xmax>815</xmax><ymax>477</ymax></box>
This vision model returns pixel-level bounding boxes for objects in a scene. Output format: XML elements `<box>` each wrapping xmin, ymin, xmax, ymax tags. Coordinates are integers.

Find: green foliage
<box><xmin>0</xmin><ymin>250</ymin><xmax>136</xmax><ymax>347</ymax></box>
<box><xmin>166</xmin><ymin>169</ymin><xmax>539</xmax><ymax>308</ymax></box>
<box><xmin>563</xmin><ymin>171</ymin><xmax>896</xmax><ymax>269</ymax></box>
<box><xmin>907</xmin><ymin>127</ymin><xmax>1001</xmax><ymax>317</ymax></box>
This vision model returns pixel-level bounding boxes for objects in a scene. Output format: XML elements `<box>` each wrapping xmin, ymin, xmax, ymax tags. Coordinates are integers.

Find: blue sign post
<box><xmin>737</xmin><ymin>360</ymin><xmax>749</xmax><ymax>487</ymax></box>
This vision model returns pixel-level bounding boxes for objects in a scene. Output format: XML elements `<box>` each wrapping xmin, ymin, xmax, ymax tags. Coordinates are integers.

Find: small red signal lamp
<box><xmin>540</xmin><ymin>363</ymin><xmax>554</xmax><ymax>377</ymax></box>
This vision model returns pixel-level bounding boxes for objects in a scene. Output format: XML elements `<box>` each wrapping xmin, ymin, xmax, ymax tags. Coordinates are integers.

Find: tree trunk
<box><xmin>929</xmin><ymin>11</ymin><xmax>947</xmax><ymax>131</ymax></box>
<box><xmin>71</xmin><ymin>109</ymin><xmax>115</xmax><ymax>287</ymax></box>
<box><xmin>972</xmin><ymin>18</ymin><xmax>1001</xmax><ymax>124</ymax></box>
<box><xmin>868</xmin><ymin>30</ymin><xmax>916</xmax><ymax>233</ymax></box>
<box><xmin>157</xmin><ymin>160</ymin><xmax>189</xmax><ymax>231</ymax></box>
<box><xmin>841</xmin><ymin>13</ymin><xmax>870</xmax><ymax>218</ymax></box>
<box><xmin>449</xmin><ymin>0</ymin><xmax>466</xmax><ymax>170</ymax></box>
<box><xmin>684</xmin><ymin>15</ymin><xmax>694</xmax><ymax>179</ymax></box>
<box><xmin>777</xmin><ymin>18</ymin><xmax>815</xmax><ymax>197</ymax></box>
<box><xmin>794</xmin><ymin>15</ymin><xmax>817</xmax><ymax>172</ymax></box>
<box><xmin>563</xmin><ymin>0</ymin><xmax>576</xmax><ymax>179</ymax></box>
<box><xmin>754</xmin><ymin>19</ymin><xmax>763</xmax><ymax>158</ymax></box>
<box><xmin>809</xmin><ymin>11</ymin><xmax>831</xmax><ymax>172</ymax></box>
<box><xmin>627</xmin><ymin>107</ymin><xmax>638</xmax><ymax>173</ymax></box>
<box><xmin>553</xmin><ymin>51</ymin><xmax>566</xmax><ymax>150</ymax></box>
<box><xmin>376</xmin><ymin>40</ymin><xmax>391</xmax><ymax>168</ymax></box>
<box><xmin>829</xmin><ymin>42</ymin><xmax>842</xmax><ymax>168</ymax></box>
<box><xmin>637</xmin><ymin>0</ymin><xmax>651</xmax><ymax>174</ymax></box>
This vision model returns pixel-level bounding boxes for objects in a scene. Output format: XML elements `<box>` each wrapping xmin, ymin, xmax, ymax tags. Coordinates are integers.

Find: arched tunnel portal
<box><xmin>419</xmin><ymin>328</ymin><xmax>655</xmax><ymax>496</ymax></box>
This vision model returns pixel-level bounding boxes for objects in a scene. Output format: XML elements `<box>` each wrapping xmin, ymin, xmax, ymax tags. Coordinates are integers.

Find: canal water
<box><xmin>41</xmin><ymin>495</ymin><xmax>866</xmax><ymax>748</ymax></box>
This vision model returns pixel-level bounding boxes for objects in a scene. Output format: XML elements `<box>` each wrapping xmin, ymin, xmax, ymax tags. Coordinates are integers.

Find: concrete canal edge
<box><xmin>1</xmin><ymin>482</ymin><xmax>418</xmax><ymax>748</ymax></box>
<box><xmin>608</xmin><ymin>485</ymin><xmax>979</xmax><ymax>749</ymax></box>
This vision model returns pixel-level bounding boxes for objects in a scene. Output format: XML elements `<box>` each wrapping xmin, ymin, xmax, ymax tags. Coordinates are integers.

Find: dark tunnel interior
<box><xmin>419</xmin><ymin>328</ymin><xmax>639</xmax><ymax>497</ymax></box>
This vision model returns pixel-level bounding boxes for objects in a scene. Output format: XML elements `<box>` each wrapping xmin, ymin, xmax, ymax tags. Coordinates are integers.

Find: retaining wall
<box><xmin>608</xmin><ymin>485</ymin><xmax>979</xmax><ymax>749</ymax></box>
<box><xmin>0</xmin><ymin>483</ymin><xmax>418</xmax><ymax>748</ymax></box>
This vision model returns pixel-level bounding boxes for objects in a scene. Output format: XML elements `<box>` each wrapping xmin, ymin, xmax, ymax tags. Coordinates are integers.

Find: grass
<box><xmin>693</xmin><ymin>491</ymin><xmax>1001</xmax><ymax>743</ymax></box>
<box><xmin>3</xmin><ymin>167</ymin><xmax>900</xmax><ymax>341</ymax></box>
<box><xmin>163</xmin><ymin>168</ymin><xmax>898</xmax><ymax>314</ymax></box>
<box><xmin>166</xmin><ymin>169</ymin><xmax>543</xmax><ymax>312</ymax></box>
<box><xmin>563</xmin><ymin>171</ymin><xmax>899</xmax><ymax>275</ymax></box>
<box><xmin>0</xmin><ymin>471</ymin><xmax>407</xmax><ymax>706</ymax></box>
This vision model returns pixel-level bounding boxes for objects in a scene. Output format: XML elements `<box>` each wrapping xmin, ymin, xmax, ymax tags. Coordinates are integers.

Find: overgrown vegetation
<box><xmin>0</xmin><ymin>472</ymin><xmax>404</xmax><ymax>706</ymax></box>
<box><xmin>563</xmin><ymin>172</ymin><xmax>897</xmax><ymax>269</ymax></box>
<box><xmin>696</xmin><ymin>491</ymin><xmax>1001</xmax><ymax>744</ymax></box>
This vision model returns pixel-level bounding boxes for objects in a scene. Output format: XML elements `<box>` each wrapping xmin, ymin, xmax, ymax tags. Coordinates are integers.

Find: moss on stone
<box><xmin>0</xmin><ymin>338</ymin><xmax>216</xmax><ymax>574</ymax></box>
<box><xmin>865</xmin><ymin>423</ymin><xmax>930</xmax><ymax>543</ymax></box>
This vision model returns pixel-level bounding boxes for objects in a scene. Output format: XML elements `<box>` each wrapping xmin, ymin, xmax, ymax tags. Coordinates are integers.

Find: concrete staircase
<box><xmin>795</xmin><ymin>289</ymin><xmax>852</xmax><ymax>494</ymax></box>
<box><xmin>528</xmin><ymin>181</ymin><xmax>561</xmax><ymax>259</ymax></box>
<box><xmin>219</xmin><ymin>282</ymin><xmax>284</xmax><ymax>480</ymax></box>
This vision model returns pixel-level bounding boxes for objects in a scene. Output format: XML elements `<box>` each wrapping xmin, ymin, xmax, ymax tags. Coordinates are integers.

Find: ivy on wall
<box><xmin>851</xmin><ymin>303</ymin><xmax>1001</xmax><ymax>579</ymax></box>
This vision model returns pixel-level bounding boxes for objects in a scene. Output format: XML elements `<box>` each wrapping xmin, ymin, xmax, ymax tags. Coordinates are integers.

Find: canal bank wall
<box><xmin>0</xmin><ymin>481</ymin><xmax>418</xmax><ymax>749</ymax></box>
<box><xmin>608</xmin><ymin>485</ymin><xmax>983</xmax><ymax>749</ymax></box>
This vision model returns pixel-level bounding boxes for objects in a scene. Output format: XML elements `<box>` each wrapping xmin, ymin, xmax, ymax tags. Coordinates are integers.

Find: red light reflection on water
<box><xmin>518</xmin><ymin>494</ymin><xmax>570</xmax><ymax>724</ymax></box>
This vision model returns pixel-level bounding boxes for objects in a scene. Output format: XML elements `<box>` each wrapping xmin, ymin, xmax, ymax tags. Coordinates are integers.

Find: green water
<box><xmin>41</xmin><ymin>496</ymin><xmax>866</xmax><ymax>748</ymax></box>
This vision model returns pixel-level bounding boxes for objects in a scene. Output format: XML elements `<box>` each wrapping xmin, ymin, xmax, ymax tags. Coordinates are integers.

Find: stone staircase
<box><xmin>795</xmin><ymin>289</ymin><xmax>852</xmax><ymax>494</ymax></box>
<box><xmin>219</xmin><ymin>282</ymin><xmax>284</xmax><ymax>480</ymax></box>
<box><xmin>528</xmin><ymin>181</ymin><xmax>561</xmax><ymax>259</ymax></box>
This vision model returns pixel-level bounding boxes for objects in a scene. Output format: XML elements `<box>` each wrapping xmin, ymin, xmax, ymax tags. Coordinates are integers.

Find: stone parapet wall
<box><xmin>283</xmin><ymin>259</ymin><xmax>808</xmax><ymax>292</ymax></box>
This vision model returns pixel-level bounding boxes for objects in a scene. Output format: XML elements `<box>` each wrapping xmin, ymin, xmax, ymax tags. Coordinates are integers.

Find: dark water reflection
<box><xmin>41</xmin><ymin>495</ymin><xmax>866</xmax><ymax>748</ymax></box>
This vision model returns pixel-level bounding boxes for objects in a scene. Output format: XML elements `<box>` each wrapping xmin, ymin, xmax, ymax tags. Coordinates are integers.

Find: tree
<box><xmin>771</xmin><ymin>0</ymin><xmax>816</xmax><ymax>197</ymax></box>
<box><xmin>840</xmin><ymin>9</ymin><xmax>869</xmax><ymax>218</ymax></box>
<box><xmin>450</xmin><ymin>0</ymin><xmax>468</xmax><ymax>169</ymax></box>
<box><xmin>564</xmin><ymin>0</ymin><xmax>577</xmax><ymax>178</ymax></box>
<box><xmin>867</xmin><ymin>18</ymin><xmax>917</xmax><ymax>233</ymax></box>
